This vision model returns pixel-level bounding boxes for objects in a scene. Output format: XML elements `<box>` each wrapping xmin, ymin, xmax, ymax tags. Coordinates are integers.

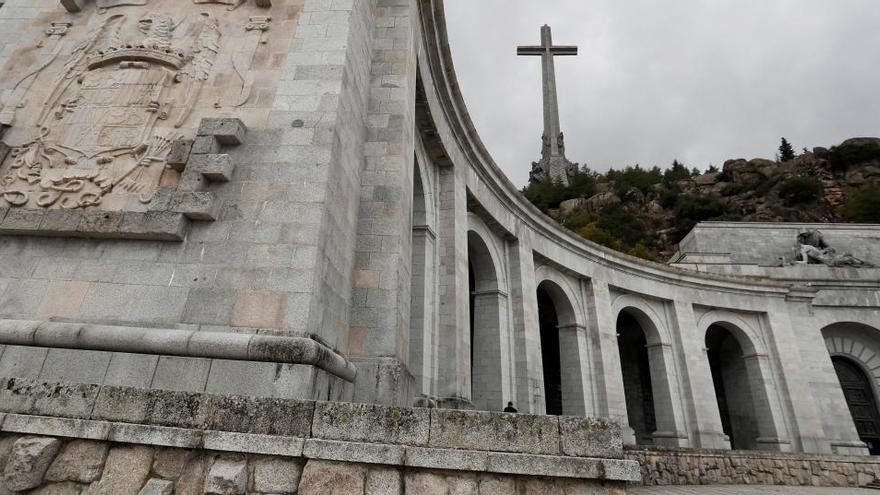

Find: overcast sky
<box><xmin>445</xmin><ymin>1</ymin><xmax>880</xmax><ymax>187</ymax></box>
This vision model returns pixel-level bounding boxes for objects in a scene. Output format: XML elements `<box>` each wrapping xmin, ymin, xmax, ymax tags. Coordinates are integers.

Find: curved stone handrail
<box><xmin>0</xmin><ymin>319</ymin><xmax>357</xmax><ymax>382</ymax></box>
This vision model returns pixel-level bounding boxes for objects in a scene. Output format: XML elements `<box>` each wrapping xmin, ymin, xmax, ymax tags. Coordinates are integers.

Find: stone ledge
<box><xmin>0</xmin><ymin>414</ymin><xmax>641</xmax><ymax>482</ymax></box>
<box><xmin>0</xmin><ymin>378</ymin><xmax>632</xmax><ymax>480</ymax></box>
<box><xmin>0</xmin><ymin>209</ymin><xmax>188</xmax><ymax>241</ymax></box>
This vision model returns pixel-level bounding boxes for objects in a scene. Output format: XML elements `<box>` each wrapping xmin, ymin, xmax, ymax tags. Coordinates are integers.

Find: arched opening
<box><xmin>535</xmin><ymin>279</ymin><xmax>583</xmax><ymax>416</ymax></box>
<box><xmin>833</xmin><ymin>356</ymin><xmax>880</xmax><ymax>454</ymax></box>
<box><xmin>617</xmin><ymin>311</ymin><xmax>656</xmax><ymax>445</ymax></box>
<box><xmin>705</xmin><ymin>324</ymin><xmax>759</xmax><ymax>450</ymax></box>
<box><xmin>537</xmin><ymin>285</ymin><xmax>562</xmax><ymax>415</ymax></box>
<box><xmin>467</xmin><ymin>231</ymin><xmax>504</xmax><ymax>411</ymax></box>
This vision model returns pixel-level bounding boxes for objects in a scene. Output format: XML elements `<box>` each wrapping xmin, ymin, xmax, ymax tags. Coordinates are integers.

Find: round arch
<box><xmin>823</xmin><ymin>322</ymin><xmax>880</xmax><ymax>454</ymax></box>
<box><xmin>700</xmin><ymin>312</ymin><xmax>789</xmax><ymax>451</ymax></box>
<box><xmin>611</xmin><ymin>294</ymin><xmax>669</xmax><ymax>347</ymax></box>
<box><xmin>533</xmin><ymin>265</ymin><xmax>582</xmax><ymax>328</ymax></box>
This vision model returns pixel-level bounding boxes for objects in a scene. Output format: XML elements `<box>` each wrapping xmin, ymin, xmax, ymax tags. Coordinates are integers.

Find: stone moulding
<box><xmin>0</xmin><ymin>319</ymin><xmax>356</xmax><ymax>382</ymax></box>
<box><xmin>0</xmin><ymin>379</ymin><xmax>641</xmax><ymax>483</ymax></box>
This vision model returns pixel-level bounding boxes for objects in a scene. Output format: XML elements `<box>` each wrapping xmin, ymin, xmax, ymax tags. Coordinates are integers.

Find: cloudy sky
<box><xmin>445</xmin><ymin>1</ymin><xmax>880</xmax><ymax>187</ymax></box>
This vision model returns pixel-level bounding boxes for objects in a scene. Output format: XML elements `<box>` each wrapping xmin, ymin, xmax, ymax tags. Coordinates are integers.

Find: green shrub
<box><xmin>607</xmin><ymin>165</ymin><xmax>662</xmax><ymax>197</ymax></box>
<box><xmin>778</xmin><ymin>177</ymin><xmax>822</xmax><ymax>206</ymax></box>
<box><xmin>597</xmin><ymin>203</ymin><xmax>646</xmax><ymax>249</ymax></box>
<box><xmin>843</xmin><ymin>185</ymin><xmax>880</xmax><ymax>223</ymax></box>
<box><xmin>522</xmin><ymin>169</ymin><xmax>597</xmax><ymax>211</ymax></box>
<box><xmin>578</xmin><ymin>223</ymin><xmax>622</xmax><ymax>250</ymax></box>
<box><xmin>564</xmin><ymin>210</ymin><xmax>597</xmax><ymax>231</ymax></box>
<box><xmin>829</xmin><ymin>141</ymin><xmax>880</xmax><ymax>171</ymax></box>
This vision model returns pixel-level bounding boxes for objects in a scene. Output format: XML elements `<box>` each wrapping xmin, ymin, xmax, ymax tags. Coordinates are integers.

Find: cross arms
<box><xmin>517</xmin><ymin>46</ymin><xmax>578</xmax><ymax>56</ymax></box>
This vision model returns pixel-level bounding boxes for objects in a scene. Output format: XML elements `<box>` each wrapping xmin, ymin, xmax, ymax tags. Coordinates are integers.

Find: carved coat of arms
<box><xmin>2</xmin><ymin>11</ymin><xmax>220</xmax><ymax>210</ymax></box>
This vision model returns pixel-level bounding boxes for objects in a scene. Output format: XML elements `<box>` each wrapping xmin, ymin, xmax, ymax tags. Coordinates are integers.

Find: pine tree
<box><xmin>778</xmin><ymin>137</ymin><xmax>795</xmax><ymax>162</ymax></box>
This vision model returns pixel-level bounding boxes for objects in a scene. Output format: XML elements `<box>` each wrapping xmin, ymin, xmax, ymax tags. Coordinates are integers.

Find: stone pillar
<box><xmin>350</xmin><ymin>0</ymin><xmax>418</xmax><ymax>405</ymax></box>
<box><xmin>645</xmin><ymin>342</ymin><xmax>690</xmax><ymax>448</ymax></box>
<box><xmin>557</xmin><ymin>324</ymin><xmax>591</xmax><ymax>416</ymax></box>
<box><xmin>742</xmin><ymin>352</ymin><xmax>792</xmax><ymax>452</ymax></box>
<box><xmin>671</xmin><ymin>300</ymin><xmax>730</xmax><ymax>449</ymax></box>
<box><xmin>435</xmin><ymin>163</ymin><xmax>470</xmax><ymax>406</ymax></box>
<box><xmin>765</xmin><ymin>302</ymin><xmax>840</xmax><ymax>454</ymax></box>
<box><xmin>584</xmin><ymin>280</ymin><xmax>630</xmax><ymax>440</ymax></box>
<box><xmin>471</xmin><ymin>290</ymin><xmax>510</xmax><ymax>411</ymax></box>
<box><xmin>507</xmin><ymin>233</ymin><xmax>544</xmax><ymax>414</ymax></box>
<box><xmin>409</xmin><ymin>225</ymin><xmax>438</xmax><ymax>398</ymax></box>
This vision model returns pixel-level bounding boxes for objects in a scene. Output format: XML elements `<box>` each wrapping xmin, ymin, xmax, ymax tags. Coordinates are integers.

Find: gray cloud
<box><xmin>445</xmin><ymin>0</ymin><xmax>880</xmax><ymax>187</ymax></box>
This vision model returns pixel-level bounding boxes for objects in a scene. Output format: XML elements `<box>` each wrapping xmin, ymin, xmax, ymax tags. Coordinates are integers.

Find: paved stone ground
<box><xmin>630</xmin><ymin>486</ymin><xmax>877</xmax><ymax>494</ymax></box>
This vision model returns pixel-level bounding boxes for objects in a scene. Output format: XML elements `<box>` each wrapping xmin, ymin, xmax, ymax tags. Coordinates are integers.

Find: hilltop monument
<box><xmin>518</xmin><ymin>24</ymin><xmax>580</xmax><ymax>185</ymax></box>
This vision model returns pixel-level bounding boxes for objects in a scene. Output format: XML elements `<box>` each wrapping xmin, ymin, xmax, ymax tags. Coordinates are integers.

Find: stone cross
<box><xmin>518</xmin><ymin>25</ymin><xmax>579</xmax><ymax>184</ymax></box>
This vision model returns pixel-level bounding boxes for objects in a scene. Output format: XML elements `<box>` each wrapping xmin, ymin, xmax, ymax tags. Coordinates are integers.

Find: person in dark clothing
<box><xmin>503</xmin><ymin>401</ymin><xmax>517</xmax><ymax>413</ymax></box>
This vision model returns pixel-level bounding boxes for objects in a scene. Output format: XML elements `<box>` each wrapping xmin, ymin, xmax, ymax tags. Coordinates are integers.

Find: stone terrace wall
<box><xmin>0</xmin><ymin>377</ymin><xmax>639</xmax><ymax>493</ymax></box>
<box><xmin>0</xmin><ymin>434</ymin><xmax>629</xmax><ymax>494</ymax></box>
<box><xmin>626</xmin><ymin>447</ymin><xmax>880</xmax><ymax>488</ymax></box>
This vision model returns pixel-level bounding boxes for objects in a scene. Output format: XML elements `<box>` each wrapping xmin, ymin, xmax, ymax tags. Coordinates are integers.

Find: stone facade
<box><xmin>0</xmin><ymin>0</ymin><xmax>876</xmax><ymax>492</ymax></box>
<box><xmin>626</xmin><ymin>447</ymin><xmax>880</xmax><ymax>488</ymax></box>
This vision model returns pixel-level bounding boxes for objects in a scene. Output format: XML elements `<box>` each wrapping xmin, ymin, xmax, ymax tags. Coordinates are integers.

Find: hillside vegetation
<box><xmin>522</xmin><ymin>138</ymin><xmax>880</xmax><ymax>261</ymax></box>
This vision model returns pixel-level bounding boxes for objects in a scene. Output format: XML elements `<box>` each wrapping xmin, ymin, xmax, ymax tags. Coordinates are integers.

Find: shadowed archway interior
<box><xmin>537</xmin><ymin>285</ymin><xmax>563</xmax><ymax>415</ymax></box>
<box><xmin>706</xmin><ymin>324</ymin><xmax>759</xmax><ymax>450</ymax></box>
<box><xmin>617</xmin><ymin>311</ymin><xmax>657</xmax><ymax>446</ymax></box>
<box><xmin>833</xmin><ymin>356</ymin><xmax>880</xmax><ymax>455</ymax></box>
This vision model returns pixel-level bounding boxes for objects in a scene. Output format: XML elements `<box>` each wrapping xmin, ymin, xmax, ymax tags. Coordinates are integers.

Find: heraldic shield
<box><xmin>1</xmin><ymin>11</ymin><xmax>220</xmax><ymax>211</ymax></box>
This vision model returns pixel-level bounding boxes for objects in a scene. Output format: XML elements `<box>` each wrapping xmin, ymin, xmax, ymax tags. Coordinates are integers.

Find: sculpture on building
<box><xmin>793</xmin><ymin>229</ymin><xmax>874</xmax><ymax>268</ymax></box>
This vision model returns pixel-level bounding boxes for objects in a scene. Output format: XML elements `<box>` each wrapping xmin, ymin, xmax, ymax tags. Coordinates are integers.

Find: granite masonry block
<box><xmin>188</xmin><ymin>154</ymin><xmax>235</xmax><ymax>182</ymax></box>
<box><xmin>558</xmin><ymin>416</ymin><xmax>624</xmax><ymax>459</ymax></box>
<box><xmin>2</xmin><ymin>436</ymin><xmax>61</xmax><ymax>491</ymax></box>
<box><xmin>174</xmin><ymin>191</ymin><xmax>221</xmax><ymax>221</ymax></box>
<box><xmin>208</xmin><ymin>395</ymin><xmax>315</xmax><ymax>437</ymax></box>
<box><xmin>166</xmin><ymin>139</ymin><xmax>193</xmax><ymax>171</ymax></box>
<box><xmin>312</xmin><ymin>401</ymin><xmax>430</xmax><ymax>446</ymax></box>
<box><xmin>190</xmin><ymin>135</ymin><xmax>221</xmax><ymax>155</ymax></box>
<box><xmin>428</xmin><ymin>409</ymin><xmax>561</xmax><ymax>456</ymax></box>
<box><xmin>198</xmin><ymin>118</ymin><xmax>247</xmax><ymax>145</ymax></box>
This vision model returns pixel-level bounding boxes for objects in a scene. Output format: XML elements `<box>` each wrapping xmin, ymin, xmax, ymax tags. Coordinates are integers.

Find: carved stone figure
<box><xmin>0</xmin><ymin>12</ymin><xmax>221</xmax><ymax>210</ymax></box>
<box><xmin>794</xmin><ymin>229</ymin><xmax>874</xmax><ymax>268</ymax></box>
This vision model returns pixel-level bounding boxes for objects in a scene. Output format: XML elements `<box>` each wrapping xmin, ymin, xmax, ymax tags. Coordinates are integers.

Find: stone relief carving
<box><xmin>0</xmin><ymin>0</ymin><xmax>288</xmax><ymax>239</ymax></box>
<box><xmin>228</xmin><ymin>15</ymin><xmax>271</xmax><ymax>107</ymax></box>
<box><xmin>1</xmin><ymin>12</ymin><xmax>220</xmax><ymax>210</ymax></box>
<box><xmin>792</xmin><ymin>229</ymin><xmax>874</xmax><ymax>268</ymax></box>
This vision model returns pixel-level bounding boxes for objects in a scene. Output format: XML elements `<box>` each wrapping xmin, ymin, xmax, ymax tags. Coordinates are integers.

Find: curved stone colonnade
<box><xmin>409</xmin><ymin>0</ymin><xmax>880</xmax><ymax>456</ymax></box>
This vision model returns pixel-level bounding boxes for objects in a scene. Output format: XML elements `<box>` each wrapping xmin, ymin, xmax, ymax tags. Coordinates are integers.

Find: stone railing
<box><xmin>0</xmin><ymin>377</ymin><xmax>639</xmax><ymax>494</ymax></box>
<box><xmin>626</xmin><ymin>446</ymin><xmax>880</xmax><ymax>488</ymax></box>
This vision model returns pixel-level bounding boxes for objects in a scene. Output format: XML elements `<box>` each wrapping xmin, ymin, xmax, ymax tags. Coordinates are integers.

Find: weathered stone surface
<box><xmin>446</xmin><ymin>474</ymin><xmax>478</xmax><ymax>495</ymax></box>
<box><xmin>172</xmin><ymin>456</ymin><xmax>207</xmax><ymax>495</ymax></box>
<box><xmin>138</xmin><ymin>478</ymin><xmax>173</xmax><ymax>495</ymax></box>
<box><xmin>197</xmin><ymin>118</ymin><xmax>247</xmax><ymax>145</ymax></box>
<box><xmin>190</xmin><ymin>136</ymin><xmax>221</xmax><ymax>156</ymax></box>
<box><xmin>208</xmin><ymin>396</ymin><xmax>314</xmax><ymax>437</ymax></box>
<box><xmin>204</xmin><ymin>458</ymin><xmax>247</xmax><ymax>495</ymax></box>
<box><xmin>364</xmin><ymin>467</ymin><xmax>401</xmax><ymax>495</ymax></box>
<box><xmin>559</xmin><ymin>198</ymin><xmax>586</xmax><ymax>215</ymax></box>
<box><xmin>251</xmin><ymin>458</ymin><xmax>303</xmax><ymax>494</ymax></box>
<box><xmin>313</xmin><ymin>402</ymin><xmax>429</xmax><ymax>446</ymax></box>
<box><xmin>298</xmin><ymin>461</ymin><xmax>365</xmax><ymax>495</ymax></box>
<box><xmin>3</xmin><ymin>436</ymin><xmax>61</xmax><ymax>491</ymax></box>
<box><xmin>402</xmin><ymin>471</ymin><xmax>447</xmax><ymax>495</ymax></box>
<box><xmin>29</xmin><ymin>482</ymin><xmax>85</xmax><ymax>495</ymax></box>
<box><xmin>167</xmin><ymin>139</ymin><xmax>194</xmax><ymax>171</ymax></box>
<box><xmin>559</xmin><ymin>417</ymin><xmax>623</xmax><ymax>459</ymax></box>
<box><xmin>429</xmin><ymin>409</ymin><xmax>560</xmax><ymax>455</ymax></box>
<box><xmin>478</xmin><ymin>476</ymin><xmax>515</xmax><ymax>495</ymax></box>
<box><xmin>151</xmin><ymin>448</ymin><xmax>195</xmax><ymax>480</ymax></box>
<box><xmin>45</xmin><ymin>440</ymin><xmax>109</xmax><ymax>483</ymax></box>
<box><xmin>188</xmin><ymin>154</ymin><xmax>235</xmax><ymax>182</ymax></box>
<box><xmin>83</xmin><ymin>445</ymin><xmax>152</xmax><ymax>495</ymax></box>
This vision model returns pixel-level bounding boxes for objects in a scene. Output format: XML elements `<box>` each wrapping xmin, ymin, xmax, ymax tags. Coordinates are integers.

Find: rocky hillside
<box><xmin>522</xmin><ymin>138</ymin><xmax>880</xmax><ymax>261</ymax></box>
